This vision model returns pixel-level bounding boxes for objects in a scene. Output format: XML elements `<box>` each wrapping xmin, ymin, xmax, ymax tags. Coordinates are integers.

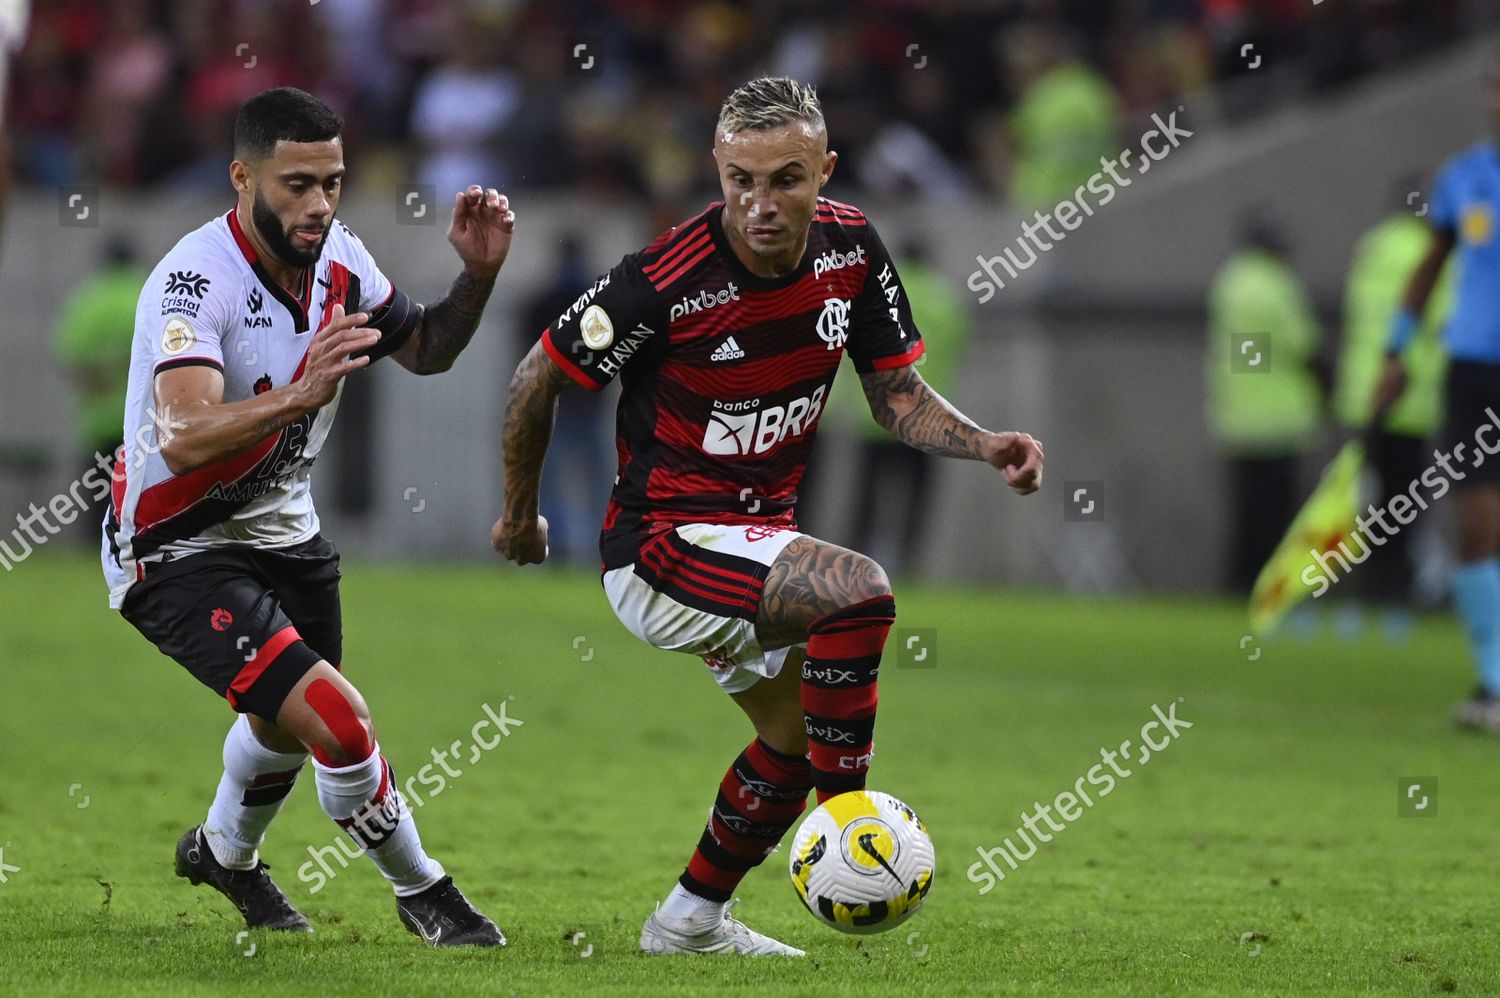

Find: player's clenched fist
<box><xmin>294</xmin><ymin>304</ymin><xmax>379</xmax><ymax>409</ymax></box>
<box><xmin>982</xmin><ymin>431</ymin><xmax>1044</xmax><ymax>495</ymax></box>
<box><xmin>491</xmin><ymin>514</ymin><xmax>549</xmax><ymax>565</ymax></box>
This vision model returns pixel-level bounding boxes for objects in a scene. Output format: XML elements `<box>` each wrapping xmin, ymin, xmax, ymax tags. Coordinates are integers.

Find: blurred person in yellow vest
<box><xmin>818</xmin><ymin>240</ymin><xmax>973</xmax><ymax>576</ymax></box>
<box><xmin>1207</xmin><ymin>211</ymin><xmax>1325</xmax><ymax>593</ymax></box>
<box><xmin>53</xmin><ymin>236</ymin><xmax>144</xmax><ymax>539</ymax></box>
<box><xmin>1003</xmin><ymin>23</ymin><xmax>1122</xmax><ymax>212</ymax></box>
<box><xmin>1332</xmin><ymin>181</ymin><xmax>1455</xmax><ymax>630</ymax></box>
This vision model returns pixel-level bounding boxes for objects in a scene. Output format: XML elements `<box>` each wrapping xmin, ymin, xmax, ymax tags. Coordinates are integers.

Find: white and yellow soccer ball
<box><xmin>788</xmin><ymin>789</ymin><xmax>934</xmax><ymax>934</ymax></box>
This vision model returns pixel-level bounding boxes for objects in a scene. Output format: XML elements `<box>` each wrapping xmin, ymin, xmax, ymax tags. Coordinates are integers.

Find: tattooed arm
<box><xmin>393</xmin><ymin>185</ymin><xmax>515</xmax><ymax>375</ymax></box>
<box><xmin>391</xmin><ymin>270</ymin><xmax>496</xmax><ymax>375</ymax></box>
<box><xmin>859</xmin><ymin>364</ymin><xmax>1044</xmax><ymax>495</ymax></box>
<box><xmin>490</xmin><ymin>339</ymin><xmax>577</xmax><ymax>564</ymax></box>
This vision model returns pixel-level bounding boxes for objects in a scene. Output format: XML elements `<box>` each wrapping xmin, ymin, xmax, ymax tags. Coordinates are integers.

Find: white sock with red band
<box><xmin>313</xmin><ymin>747</ymin><xmax>444</xmax><ymax>896</ymax></box>
<box><xmin>204</xmin><ymin>714</ymin><xmax>308</xmax><ymax>870</ymax></box>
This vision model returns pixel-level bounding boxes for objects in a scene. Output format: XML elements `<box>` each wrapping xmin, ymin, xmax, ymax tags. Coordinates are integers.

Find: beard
<box><xmin>252</xmin><ymin>189</ymin><xmax>330</xmax><ymax>270</ymax></box>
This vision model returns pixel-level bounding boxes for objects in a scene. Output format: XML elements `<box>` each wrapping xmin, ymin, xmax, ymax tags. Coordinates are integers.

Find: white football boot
<box><xmin>640</xmin><ymin>902</ymin><xmax>805</xmax><ymax>956</ymax></box>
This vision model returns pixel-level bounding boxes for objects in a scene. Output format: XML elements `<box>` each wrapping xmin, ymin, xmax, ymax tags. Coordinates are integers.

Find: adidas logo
<box><xmin>710</xmin><ymin>336</ymin><xmax>746</xmax><ymax>362</ymax></box>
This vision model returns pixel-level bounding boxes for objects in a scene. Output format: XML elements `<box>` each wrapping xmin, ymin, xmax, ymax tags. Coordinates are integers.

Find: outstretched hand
<box><xmin>448</xmin><ymin>186</ymin><xmax>516</xmax><ymax>278</ymax></box>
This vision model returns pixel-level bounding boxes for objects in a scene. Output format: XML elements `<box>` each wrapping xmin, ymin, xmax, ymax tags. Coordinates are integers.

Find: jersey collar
<box><xmin>225</xmin><ymin>207</ymin><xmax>314</xmax><ymax>333</ymax></box>
<box><xmin>705</xmin><ymin>202</ymin><xmax>814</xmax><ymax>292</ymax></box>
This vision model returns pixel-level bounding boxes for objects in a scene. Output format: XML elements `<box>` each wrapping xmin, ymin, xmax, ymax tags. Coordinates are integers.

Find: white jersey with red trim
<box><xmin>102</xmin><ymin>208</ymin><xmax>406</xmax><ymax>607</ymax></box>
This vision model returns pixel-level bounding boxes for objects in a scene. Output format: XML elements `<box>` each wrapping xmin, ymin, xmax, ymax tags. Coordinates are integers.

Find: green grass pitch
<box><xmin>1</xmin><ymin>552</ymin><xmax>1495</xmax><ymax>996</ymax></box>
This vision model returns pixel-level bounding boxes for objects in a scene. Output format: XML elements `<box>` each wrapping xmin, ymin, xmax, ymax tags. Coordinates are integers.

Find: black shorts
<box><xmin>1442</xmin><ymin>360</ymin><xmax>1500</xmax><ymax>489</ymax></box>
<box><xmin>121</xmin><ymin>535</ymin><xmax>343</xmax><ymax>721</ymax></box>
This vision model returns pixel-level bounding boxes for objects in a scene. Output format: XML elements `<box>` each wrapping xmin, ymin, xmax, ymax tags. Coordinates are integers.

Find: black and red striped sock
<box><xmin>801</xmin><ymin>595</ymin><xmax>896</xmax><ymax>802</ymax></box>
<box><xmin>679</xmin><ymin>738</ymin><xmax>813</xmax><ymax>902</ymax></box>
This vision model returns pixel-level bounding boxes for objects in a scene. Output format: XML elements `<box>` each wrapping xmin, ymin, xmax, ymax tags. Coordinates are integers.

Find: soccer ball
<box><xmin>788</xmin><ymin>789</ymin><xmax>934</xmax><ymax>934</ymax></box>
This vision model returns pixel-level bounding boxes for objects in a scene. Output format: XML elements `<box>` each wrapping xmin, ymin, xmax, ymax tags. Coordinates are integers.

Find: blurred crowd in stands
<box><xmin>6</xmin><ymin>0</ymin><xmax>1480</xmax><ymax>206</ymax></box>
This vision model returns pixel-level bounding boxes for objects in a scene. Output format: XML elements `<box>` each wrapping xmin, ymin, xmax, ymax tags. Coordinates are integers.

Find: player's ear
<box><xmin>229</xmin><ymin>159</ymin><xmax>252</xmax><ymax>196</ymax></box>
<box><xmin>819</xmin><ymin>150</ymin><xmax>837</xmax><ymax>188</ymax></box>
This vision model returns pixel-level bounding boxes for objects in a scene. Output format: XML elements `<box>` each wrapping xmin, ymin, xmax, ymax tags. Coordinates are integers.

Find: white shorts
<box><xmin>603</xmin><ymin>522</ymin><xmax>804</xmax><ymax>694</ymax></box>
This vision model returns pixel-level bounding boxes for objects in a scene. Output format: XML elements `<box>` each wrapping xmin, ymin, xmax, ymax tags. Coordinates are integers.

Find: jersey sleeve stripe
<box><xmin>652</xmin><ymin>243</ymin><xmax>717</xmax><ymax>291</ymax></box>
<box><xmin>642</xmin><ymin>221</ymin><xmax>709</xmax><ymax>272</ymax></box>
<box><xmin>154</xmin><ymin>357</ymin><xmax>225</xmax><ymax>374</ymax></box>
<box><xmin>815</xmin><ymin>211</ymin><xmax>868</xmax><ymax>228</ymax></box>
<box><xmin>818</xmin><ymin>197</ymin><xmax>866</xmax><ymax>219</ymax></box>
<box><xmin>868</xmin><ymin>339</ymin><xmax>926</xmax><ymax>371</ymax></box>
<box><xmin>541</xmin><ymin>327</ymin><xmax>605</xmax><ymax>391</ymax></box>
<box><xmin>643</xmin><ymin>227</ymin><xmax>712</xmax><ymax>280</ymax></box>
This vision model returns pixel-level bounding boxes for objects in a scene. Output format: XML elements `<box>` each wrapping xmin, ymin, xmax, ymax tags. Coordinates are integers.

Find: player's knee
<box><xmin>300</xmin><ymin>675</ymin><xmax>376</xmax><ymax>766</ymax></box>
<box><xmin>843</xmin><ymin>553</ymin><xmax>893</xmax><ymax>608</ymax></box>
<box><xmin>246</xmin><ymin>714</ymin><xmax>306</xmax><ymax>755</ymax></box>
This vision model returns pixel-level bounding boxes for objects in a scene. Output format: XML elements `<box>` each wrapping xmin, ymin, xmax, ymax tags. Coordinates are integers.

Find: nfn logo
<box><xmin>245</xmin><ymin>286</ymin><xmax>272</xmax><ymax>328</ymax></box>
<box><xmin>702</xmin><ymin>386</ymin><xmax>826</xmax><ymax>457</ymax></box>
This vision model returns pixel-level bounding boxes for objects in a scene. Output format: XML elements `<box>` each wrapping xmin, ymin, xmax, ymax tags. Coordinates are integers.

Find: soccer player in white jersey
<box><xmin>103</xmin><ymin>88</ymin><xmax>513</xmax><ymax>945</ymax></box>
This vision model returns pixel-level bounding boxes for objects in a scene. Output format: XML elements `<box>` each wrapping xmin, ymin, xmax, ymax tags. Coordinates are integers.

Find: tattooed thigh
<box><xmin>756</xmin><ymin>535</ymin><xmax>891</xmax><ymax>649</ymax></box>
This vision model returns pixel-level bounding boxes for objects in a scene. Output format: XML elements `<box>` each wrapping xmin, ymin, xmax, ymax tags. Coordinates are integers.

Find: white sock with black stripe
<box><xmin>203</xmin><ymin>714</ymin><xmax>308</xmax><ymax>870</ymax></box>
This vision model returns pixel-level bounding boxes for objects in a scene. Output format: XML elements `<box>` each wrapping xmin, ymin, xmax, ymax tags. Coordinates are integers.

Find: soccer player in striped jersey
<box><xmin>493</xmin><ymin>77</ymin><xmax>1043</xmax><ymax>955</ymax></box>
<box><xmin>106</xmin><ymin>88</ymin><xmax>511</xmax><ymax>945</ymax></box>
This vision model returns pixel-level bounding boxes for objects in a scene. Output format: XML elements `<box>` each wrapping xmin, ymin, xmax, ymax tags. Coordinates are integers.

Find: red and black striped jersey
<box><xmin>539</xmin><ymin>198</ymin><xmax>925</xmax><ymax>570</ymax></box>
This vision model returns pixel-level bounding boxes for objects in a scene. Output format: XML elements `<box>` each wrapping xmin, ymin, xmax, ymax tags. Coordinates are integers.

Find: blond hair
<box><xmin>717</xmin><ymin>76</ymin><xmax>824</xmax><ymax>137</ymax></box>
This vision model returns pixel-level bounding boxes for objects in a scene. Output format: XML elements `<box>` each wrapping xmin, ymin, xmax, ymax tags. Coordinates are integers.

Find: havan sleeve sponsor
<box><xmin>540</xmin><ymin>256</ymin><xmax>668</xmax><ymax>390</ymax></box>
<box><xmin>845</xmin><ymin>221</ymin><xmax>925</xmax><ymax>373</ymax></box>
